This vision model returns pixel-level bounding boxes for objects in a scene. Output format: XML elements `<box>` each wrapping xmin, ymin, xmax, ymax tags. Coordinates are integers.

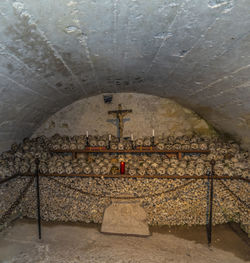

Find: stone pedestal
<box><xmin>101</xmin><ymin>196</ymin><xmax>150</xmax><ymax>236</ymax></box>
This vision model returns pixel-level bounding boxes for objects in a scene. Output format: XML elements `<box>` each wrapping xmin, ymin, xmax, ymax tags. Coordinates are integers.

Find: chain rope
<box><xmin>218</xmin><ymin>180</ymin><xmax>250</xmax><ymax>209</ymax></box>
<box><xmin>46</xmin><ymin>176</ymin><xmax>197</xmax><ymax>199</ymax></box>
<box><xmin>0</xmin><ymin>177</ymin><xmax>34</xmax><ymax>225</ymax></box>
<box><xmin>0</xmin><ymin>174</ymin><xmax>20</xmax><ymax>185</ymax></box>
<box><xmin>0</xmin><ymin>171</ymin><xmax>248</xmax><ymax>226</ymax></box>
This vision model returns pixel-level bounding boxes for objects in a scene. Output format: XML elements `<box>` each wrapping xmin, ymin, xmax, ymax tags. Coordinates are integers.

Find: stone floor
<box><xmin>0</xmin><ymin>220</ymin><xmax>249</xmax><ymax>263</ymax></box>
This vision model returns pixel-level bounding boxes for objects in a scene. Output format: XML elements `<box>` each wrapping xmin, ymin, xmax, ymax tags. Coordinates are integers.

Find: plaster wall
<box><xmin>0</xmin><ymin>0</ymin><xmax>250</xmax><ymax>153</ymax></box>
<box><xmin>33</xmin><ymin>93</ymin><xmax>215</xmax><ymax>139</ymax></box>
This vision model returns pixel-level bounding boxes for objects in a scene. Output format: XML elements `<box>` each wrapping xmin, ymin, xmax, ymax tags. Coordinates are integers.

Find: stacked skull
<box><xmin>0</xmin><ymin>134</ymin><xmax>249</xmax><ymax>234</ymax></box>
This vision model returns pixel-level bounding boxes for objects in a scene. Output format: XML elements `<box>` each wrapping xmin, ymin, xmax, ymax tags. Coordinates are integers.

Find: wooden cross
<box><xmin>108</xmin><ymin>104</ymin><xmax>132</xmax><ymax>140</ymax></box>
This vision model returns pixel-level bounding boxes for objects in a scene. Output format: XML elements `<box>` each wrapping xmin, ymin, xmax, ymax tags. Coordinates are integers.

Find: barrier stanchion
<box><xmin>207</xmin><ymin>159</ymin><xmax>215</xmax><ymax>245</ymax></box>
<box><xmin>35</xmin><ymin>158</ymin><xmax>41</xmax><ymax>239</ymax></box>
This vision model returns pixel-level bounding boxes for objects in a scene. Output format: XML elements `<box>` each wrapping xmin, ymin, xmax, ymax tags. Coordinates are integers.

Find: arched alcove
<box><xmin>0</xmin><ymin>1</ymin><xmax>249</xmax><ymax>261</ymax></box>
<box><xmin>33</xmin><ymin>93</ymin><xmax>217</xmax><ymax>138</ymax></box>
<box><xmin>0</xmin><ymin>0</ymin><xmax>250</xmax><ymax>153</ymax></box>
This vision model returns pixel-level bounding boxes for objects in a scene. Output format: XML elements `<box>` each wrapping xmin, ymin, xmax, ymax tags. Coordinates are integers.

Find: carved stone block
<box><xmin>101</xmin><ymin>196</ymin><xmax>150</xmax><ymax>236</ymax></box>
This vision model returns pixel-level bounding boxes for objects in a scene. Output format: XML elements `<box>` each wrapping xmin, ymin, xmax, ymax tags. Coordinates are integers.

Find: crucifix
<box><xmin>108</xmin><ymin>104</ymin><xmax>132</xmax><ymax>140</ymax></box>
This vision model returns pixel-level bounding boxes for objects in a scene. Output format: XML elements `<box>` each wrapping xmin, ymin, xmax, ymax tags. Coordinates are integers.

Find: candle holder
<box><xmin>151</xmin><ymin>136</ymin><xmax>155</xmax><ymax>147</ymax></box>
<box><xmin>107</xmin><ymin>140</ymin><xmax>111</xmax><ymax>150</ymax></box>
<box><xmin>131</xmin><ymin>139</ymin><xmax>135</xmax><ymax>150</ymax></box>
<box><xmin>86</xmin><ymin>136</ymin><xmax>89</xmax><ymax>147</ymax></box>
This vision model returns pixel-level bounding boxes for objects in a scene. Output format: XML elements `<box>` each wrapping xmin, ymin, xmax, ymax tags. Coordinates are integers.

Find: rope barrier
<box><xmin>0</xmin><ymin>177</ymin><xmax>34</xmax><ymax>225</ymax></box>
<box><xmin>0</xmin><ymin>169</ymin><xmax>248</xmax><ymax>227</ymax></box>
<box><xmin>0</xmin><ymin>174</ymin><xmax>20</xmax><ymax>185</ymax></box>
<box><xmin>218</xmin><ymin>180</ymin><xmax>250</xmax><ymax>209</ymax></box>
<box><xmin>47</xmin><ymin>176</ymin><xmax>197</xmax><ymax>199</ymax></box>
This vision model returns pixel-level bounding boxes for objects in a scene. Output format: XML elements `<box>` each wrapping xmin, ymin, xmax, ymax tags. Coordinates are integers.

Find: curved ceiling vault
<box><xmin>0</xmin><ymin>0</ymin><xmax>250</xmax><ymax>152</ymax></box>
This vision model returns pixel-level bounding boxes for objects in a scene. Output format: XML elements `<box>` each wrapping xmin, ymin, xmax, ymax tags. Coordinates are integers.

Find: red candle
<box><xmin>120</xmin><ymin>161</ymin><xmax>125</xmax><ymax>174</ymax></box>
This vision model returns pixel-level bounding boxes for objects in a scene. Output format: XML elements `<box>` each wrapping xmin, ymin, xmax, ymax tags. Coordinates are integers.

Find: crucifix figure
<box><xmin>108</xmin><ymin>104</ymin><xmax>132</xmax><ymax>140</ymax></box>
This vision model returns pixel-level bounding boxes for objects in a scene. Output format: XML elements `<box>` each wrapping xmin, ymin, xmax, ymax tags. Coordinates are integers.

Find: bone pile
<box><xmin>0</xmin><ymin>134</ymin><xmax>249</xmax><ymax>233</ymax></box>
<box><xmin>19</xmin><ymin>177</ymin><xmax>249</xmax><ymax>232</ymax></box>
<box><xmin>0</xmin><ymin>134</ymin><xmax>249</xmax><ymax>179</ymax></box>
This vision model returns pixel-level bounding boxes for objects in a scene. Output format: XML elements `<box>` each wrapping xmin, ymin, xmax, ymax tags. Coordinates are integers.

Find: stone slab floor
<box><xmin>0</xmin><ymin>220</ymin><xmax>249</xmax><ymax>263</ymax></box>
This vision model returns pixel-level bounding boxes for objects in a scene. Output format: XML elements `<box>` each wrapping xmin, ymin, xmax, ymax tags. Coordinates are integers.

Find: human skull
<box><xmin>176</xmin><ymin>167</ymin><xmax>185</xmax><ymax>176</ymax></box>
<box><xmin>57</xmin><ymin>166</ymin><xmax>65</xmax><ymax>175</ymax></box>
<box><xmin>118</xmin><ymin>143</ymin><xmax>124</xmax><ymax>150</ymax></box>
<box><xmin>167</xmin><ymin>167</ymin><xmax>175</xmax><ymax>175</ymax></box>
<box><xmin>65</xmin><ymin>166</ymin><xmax>73</xmax><ymax>175</ymax></box>
<box><xmin>128</xmin><ymin>168</ymin><xmax>136</xmax><ymax>176</ymax></box>
<box><xmin>138</xmin><ymin>167</ymin><xmax>146</xmax><ymax>176</ymax></box>
<box><xmin>147</xmin><ymin>168</ymin><xmax>156</xmax><ymax>176</ymax></box>
<box><xmin>101</xmin><ymin>166</ymin><xmax>109</xmax><ymax>175</ymax></box>
<box><xmin>83</xmin><ymin>165</ymin><xmax>92</xmax><ymax>174</ymax></box>
<box><xmin>186</xmin><ymin>167</ymin><xmax>194</xmax><ymax>176</ymax></box>
<box><xmin>93</xmin><ymin>166</ymin><xmax>101</xmax><ymax>175</ymax></box>
<box><xmin>157</xmin><ymin>167</ymin><xmax>166</xmax><ymax>175</ymax></box>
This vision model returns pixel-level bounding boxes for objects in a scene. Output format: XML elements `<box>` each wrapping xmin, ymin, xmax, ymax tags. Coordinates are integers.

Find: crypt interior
<box><xmin>0</xmin><ymin>1</ymin><xmax>250</xmax><ymax>262</ymax></box>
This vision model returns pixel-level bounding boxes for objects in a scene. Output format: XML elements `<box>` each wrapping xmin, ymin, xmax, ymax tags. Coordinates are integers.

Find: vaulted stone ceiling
<box><xmin>0</xmin><ymin>0</ymin><xmax>250</xmax><ymax>152</ymax></box>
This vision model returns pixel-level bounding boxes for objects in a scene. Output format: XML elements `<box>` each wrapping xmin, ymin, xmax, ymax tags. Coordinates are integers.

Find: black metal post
<box><xmin>35</xmin><ymin>158</ymin><xmax>41</xmax><ymax>239</ymax></box>
<box><xmin>208</xmin><ymin>159</ymin><xmax>215</xmax><ymax>245</ymax></box>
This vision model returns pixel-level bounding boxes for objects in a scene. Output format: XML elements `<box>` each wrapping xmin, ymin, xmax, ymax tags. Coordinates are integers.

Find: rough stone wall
<box><xmin>33</xmin><ymin>93</ymin><xmax>216</xmax><ymax>138</ymax></box>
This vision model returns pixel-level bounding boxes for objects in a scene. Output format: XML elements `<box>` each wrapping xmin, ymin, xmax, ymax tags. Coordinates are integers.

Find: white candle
<box><xmin>109</xmin><ymin>134</ymin><xmax>111</xmax><ymax>141</ymax></box>
<box><xmin>86</xmin><ymin>131</ymin><xmax>88</xmax><ymax>137</ymax></box>
<box><xmin>131</xmin><ymin>134</ymin><xmax>133</xmax><ymax>141</ymax></box>
<box><xmin>152</xmin><ymin>129</ymin><xmax>155</xmax><ymax>137</ymax></box>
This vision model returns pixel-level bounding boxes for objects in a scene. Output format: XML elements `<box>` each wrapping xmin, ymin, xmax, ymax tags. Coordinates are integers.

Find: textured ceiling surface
<box><xmin>0</xmin><ymin>0</ymin><xmax>250</xmax><ymax>152</ymax></box>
